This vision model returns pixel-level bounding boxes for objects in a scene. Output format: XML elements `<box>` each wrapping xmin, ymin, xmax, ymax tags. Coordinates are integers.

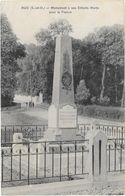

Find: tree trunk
<box><xmin>121</xmin><ymin>83</ymin><xmax>125</xmax><ymax>107</ymax></box>
<box><xmin>99</xmin><ymin>63</ymin><xmax>106</xmax><ymax>101</ymax></box>
<box><xmin>80</xmin><ymin>64</ymin><xmax>84</xmax><ymax>80</ymax></box>
<box><xmin>115</xmin><ymin>66</ymin><xmax>118</xmax><ymax>104</ymax></box>
<box><xmin>30</xmin><ymin>71</ymin><xmax>32</xmax><ymax>102</ymax></box>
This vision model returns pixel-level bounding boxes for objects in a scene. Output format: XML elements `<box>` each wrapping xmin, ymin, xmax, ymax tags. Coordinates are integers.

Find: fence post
<box><xmin>89</xmin><ymin>127</ymin><xmax>107</xmax><ymax>183</ymax></box>
<box><xmin>13</xmin><ymin>133</ymin><xmax>23</xmax><ymax>142</ymax></box>
<box><xmin>12</xmin><ymin>133</ymin><xmax>23</xmax><ymax>154</ymax></box>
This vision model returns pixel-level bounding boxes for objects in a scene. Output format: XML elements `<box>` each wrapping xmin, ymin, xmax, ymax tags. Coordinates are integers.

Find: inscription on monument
<box><xmin>59</xmin><ymin>105</ymin><xmax>77</xmax><ymax>128</ymax></box>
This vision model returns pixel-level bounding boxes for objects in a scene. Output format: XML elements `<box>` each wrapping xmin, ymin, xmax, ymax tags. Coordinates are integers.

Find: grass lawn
<box><xmin>1</xmin><ymin>109</ymin><xmax>47</xmax><ymax>125</ymax></box>
<box><xmin>2</xmin><ymin>104</ymin><xmax>124</xmax><ymax>127</ymax></box>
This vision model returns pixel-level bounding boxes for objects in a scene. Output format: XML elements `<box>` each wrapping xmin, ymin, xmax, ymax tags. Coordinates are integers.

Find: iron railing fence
<box><xmin>1</xmin><ymin>125</ymin><xmax>48</xmax><ymax>144</ymax></box>
<box><xmin>1</xmin><ymin>124</ymin><xmax>90</xmax><ymax>144</ymax></box>
<box><xmin>1</xmin><ymin>139</ymin><xmax>89</xmax><ymax>187</ymax></box>
<box><xmin>79</xmin><ymin>124</ymin><xmax>125</xmax><ymax>141</ymax></box>
<box><xmin>96</xmin><ymin>124</ymin><xmax>125</xmax><ymax>140</ymax></box>
<box><xmin>107</xmin><ymin>138</ymin><xmax>125</xmax><ymax>173</ymax></box>
<box><xmin>1</xmin><ymin>124</ymin><xmax>125</xmax><ymax>144</ymax></box>
<box><xmin>1</xmin><ymin>138</ymin><xmax>125</xmax><ymax>187</ymax></box>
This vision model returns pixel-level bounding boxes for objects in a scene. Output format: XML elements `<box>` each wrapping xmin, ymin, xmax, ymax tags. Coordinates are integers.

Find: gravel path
<box><xmin>2</xmin><ymin>175</ymin><xmax>125</xmax><ymax>195</ymax></box>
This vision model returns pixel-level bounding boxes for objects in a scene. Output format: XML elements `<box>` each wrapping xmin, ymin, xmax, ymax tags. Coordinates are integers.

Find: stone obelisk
<box><xmin>45</xmin><ymin>33</ymin><xmax>78</xmax><ymax>141</ymax></box>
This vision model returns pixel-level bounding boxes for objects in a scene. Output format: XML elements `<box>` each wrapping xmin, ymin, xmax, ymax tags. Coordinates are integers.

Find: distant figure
<box><xmin>26</xmin><ymin>102</ymin><xmax>28</xmax><ymax>107</ymax></box>
<box><xmin>29</xmin><ymin>102</ymin><xmax>31</xmax><ymax>107</ymax></box>
<box><xmin>28</xmin><ymin>101</ymin><xmax>34</xmax><ymax>107</ymax></box>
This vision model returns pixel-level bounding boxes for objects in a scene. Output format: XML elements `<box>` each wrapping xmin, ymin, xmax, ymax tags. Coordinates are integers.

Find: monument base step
<box><xmin>44</xmin><ymin>128</ymin><xmax>84</xmax><ymax>141</ymax></box>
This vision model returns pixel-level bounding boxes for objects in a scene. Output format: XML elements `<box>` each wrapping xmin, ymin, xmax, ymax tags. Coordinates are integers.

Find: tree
<box><xmin>121</xmin><ymin>83</ymin><xmax>125</xmax><ymax>107</ymax></box>
<box><xmin>48</xmin><ymin>19</ymin><xmax>73</xmax><ymax>37</ymax></box>
<box><xmin>1</xmin><ymin>14</ymin><xmax>25</xmax><ymax>106</ymax></box>
<box><xmin>80</xmin><ymin>24</ymin><xmax>124</xmax><ymax>105</ymax></box>
<box><xmin>72</xmin><ymin>36</ymin><xmax>102</xmax><ymax>105</ymax></box>
<box><xmin>35</xmin><ymin>19</ymin><xmax>73</xmax><ymax>45</ymax></box>
<box><xmin>84</xmin><ymin>25</ymin><xmax>124</xmax><ymax>104</ymax></box>
<box><xmin>17</xmin><ymin>44</ymin><xmax>47</xmax><ymax>100</ymax></box>
<box><xmin>72</xmin><ymin>38</ymin><xmax>84</xmax><ymax>93</ymax></box>
<box><xmin>75</xmin><ymin>80</ymin><xmax>90</xmax><ymax>105</ymax></box>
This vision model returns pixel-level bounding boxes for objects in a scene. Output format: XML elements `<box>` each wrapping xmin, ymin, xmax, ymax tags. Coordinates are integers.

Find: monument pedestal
<box><xmin>44</xmin><ymin>104</ymin><xmax>81</xmax><ymax>141</ymax></box>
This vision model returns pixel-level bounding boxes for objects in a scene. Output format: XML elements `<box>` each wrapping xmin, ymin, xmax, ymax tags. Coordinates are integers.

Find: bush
<box><xmin>98</xmin><ymin>96</ymin><xmax>110</xmax><ymax>106</ymax></box>
<box><xmin>75</xmin><ymin>80</ymin><xmax>90</xmax><ymax>105</ymax></box>
<box><xmin>91</xmin><ymin>96</ymin><xmax>97</xmax><ymax>104</ymax></box>
<box><xmin>77</xmin><ymin>104</ymin><xmax>124</xmax><ymax>122</ymax></box>
<box><xmin>1</xmin><ymin>95</ymin><xmax>14</xmax><ymax>107</ymax></box>
<box><xmin>1</xmin><ymin>102</ymin><xmax>21</xmax><ymax>111</ymax></box>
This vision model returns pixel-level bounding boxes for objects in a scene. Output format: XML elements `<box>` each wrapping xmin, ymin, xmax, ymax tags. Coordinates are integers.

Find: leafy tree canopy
<box><xmin>1</xmin><ymin>14</ymin><xmax>26</xmax><ymax>106</ymax></box>
<box><xmin>35</xmin><ymin>19</ymin><xmax>73</xmax><ymax>46</ymax></box>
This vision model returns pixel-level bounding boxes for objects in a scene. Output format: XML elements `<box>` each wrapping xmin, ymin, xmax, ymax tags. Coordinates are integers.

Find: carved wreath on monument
<box><xmin>62</xmin><ymin>52</ymin><xmax>72</xmax><ymax>90</ymax></box>
<box><xmin>62</xmin><ymin>71</ymin><xmax>72</xmax><ymax>88</ymax></box>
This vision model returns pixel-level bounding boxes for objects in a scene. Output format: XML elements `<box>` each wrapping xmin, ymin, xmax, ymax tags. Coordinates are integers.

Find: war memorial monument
<box><xmin>44</xmin><ymin>33</ymin><xmax>81</xmax><ymax>141</ymax></box>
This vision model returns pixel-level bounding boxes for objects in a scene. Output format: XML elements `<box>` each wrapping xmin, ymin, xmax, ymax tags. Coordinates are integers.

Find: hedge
<box><xmin>1</xmin><ymin>103</ymin><xmax>21</xmax><ymax>111</ymax></box>
<box><xmin>77</xmin><ymin>104</ymin><xmax>124</xmax><ymax>122</ymax></box>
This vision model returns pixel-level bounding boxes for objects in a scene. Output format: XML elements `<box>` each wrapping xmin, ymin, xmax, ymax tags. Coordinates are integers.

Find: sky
<box><xmin>1</xmin><ymin>0</ymin><xmax>124</xmax><ymax>44</ymax></box>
